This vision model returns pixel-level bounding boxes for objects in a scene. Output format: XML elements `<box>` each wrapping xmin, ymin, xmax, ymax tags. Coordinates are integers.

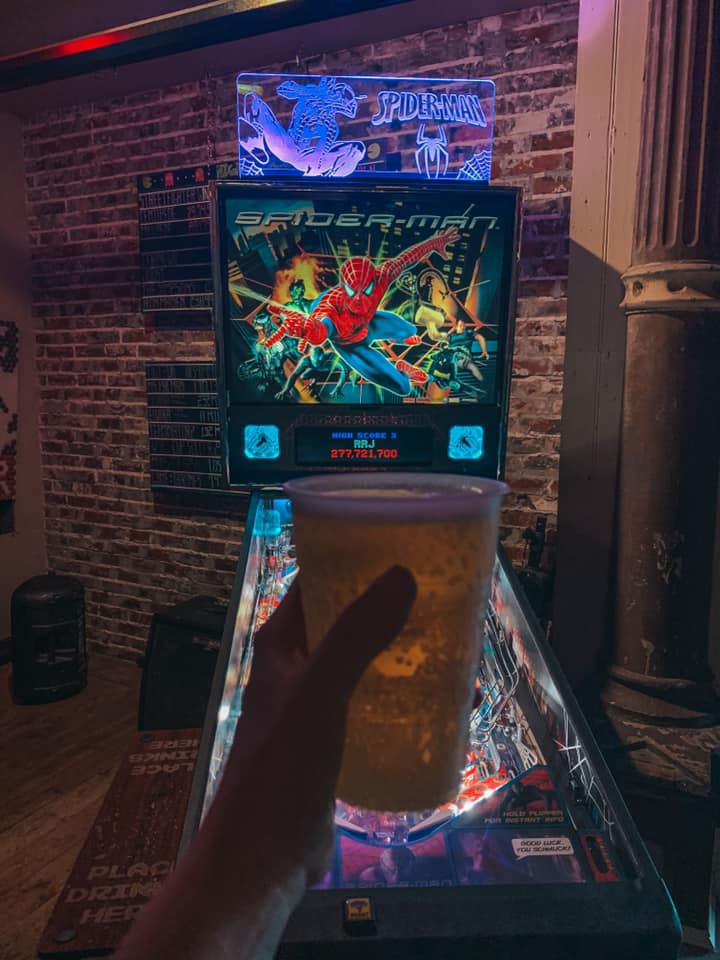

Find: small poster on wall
<box><xmin>0</xmin><ymin>319</ymin><xmax>18</xmax><ymax>533</ymax></box>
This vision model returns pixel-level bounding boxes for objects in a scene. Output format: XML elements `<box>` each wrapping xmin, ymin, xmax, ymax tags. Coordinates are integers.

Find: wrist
<box><xmin>116</xmin><ymin>856</ymin><xmax>302</xmax><ymax>960</ymax></box>
<box><xmin>219</xmin><ymin>874</ymin><xmax>304</xmax><ymax>960</ymax></box>
<box><xmin>119</xmin><ymin>821</ymin><xmax>306</xmax><ymax>960</ymax></box>
<box><xmin>200</xmin><ymin>843</ymin><xmax>306</xmax><ymax>960</ymax></box>
<box><xmin>200</xmin><ymin>800</ymin><xmax>310</xmax><ymax>916</ymax></box>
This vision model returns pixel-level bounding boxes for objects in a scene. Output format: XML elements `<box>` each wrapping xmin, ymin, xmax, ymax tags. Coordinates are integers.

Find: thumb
<box><xmin>275</xmin><ymin>565</ymin><xmax>416</xmax><ymax>804</ymax></box>
<box><xmin>303</xmin><ymin>565</ymin><xmax>417</xmax><ymax>703</ymax></box>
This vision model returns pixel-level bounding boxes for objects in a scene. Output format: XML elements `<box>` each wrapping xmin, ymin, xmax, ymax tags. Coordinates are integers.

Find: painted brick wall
<box><xmin>23</xmin><ymin>1</ymin><xmax>577</xmax><ymax>657</ymax></box>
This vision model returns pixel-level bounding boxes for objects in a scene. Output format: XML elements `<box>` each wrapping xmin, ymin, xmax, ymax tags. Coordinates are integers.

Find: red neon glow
<box><xmin>56</xmin><ymin>29</ymin><xmax>133</xmax><ymax>58</ymax></box>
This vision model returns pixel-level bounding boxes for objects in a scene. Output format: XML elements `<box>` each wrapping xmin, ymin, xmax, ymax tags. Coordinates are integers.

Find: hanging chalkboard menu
<box><xmin>137</xmin><ymin>162</ymin><xmax>238</xmax><ymax>329</ymax></box>
<box><xmin>146</xmin><ymin>362</ymin><xmax>224</xmax><ymax>491</ymax></box>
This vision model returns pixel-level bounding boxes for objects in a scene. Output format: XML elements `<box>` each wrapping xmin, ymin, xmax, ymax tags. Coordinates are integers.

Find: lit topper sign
<box><xmin>236</xmin><ymin>73</ymin><xmax>495</xmax><ymax>182</ymax></box>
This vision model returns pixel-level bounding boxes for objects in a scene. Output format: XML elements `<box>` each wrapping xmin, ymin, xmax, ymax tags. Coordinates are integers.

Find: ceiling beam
<box><xmin>0</xmin><ymin>0</ymin><xmax>529</xmax><ymax>117</ymax></box>
<box><xmin>0</xmin><ymin>0</ymin><xmax>411</xmax><ymax>92</ymax></box>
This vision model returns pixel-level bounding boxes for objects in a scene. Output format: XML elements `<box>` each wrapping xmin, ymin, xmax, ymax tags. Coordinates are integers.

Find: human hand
<box><xmin>202</xmin><ymin>565</ymin><xmax>417</xmax><ymax>894</ymax></box>
<box><xmin>264</xmin><ymin>303</ymin><xmax>308</xmax><ymax>345</ymax></box>
<box><xmin>435</xmin><ymin>227</ymin><xmax>460</xmax><ymax>258</ymax></box>
<box><xmin>265</xmin><ymin>303</ymin><xmax>328</xmax><ymax>350</ymax></box>
<box><xmin>115</xmin><ymin>567</ymin><xmax>416</xmax><ymax>960</ymax></box>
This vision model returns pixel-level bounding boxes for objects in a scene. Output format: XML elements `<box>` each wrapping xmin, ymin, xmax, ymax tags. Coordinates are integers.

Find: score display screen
<box><xmin>216</xmin><ymin>180</ymin><xmax>518</xmax><ymax>409</ymax></box>
<box><xmin>296</xmin><ymin>426</ymin><xmax>433</xmax><ymax>466</ymax></box>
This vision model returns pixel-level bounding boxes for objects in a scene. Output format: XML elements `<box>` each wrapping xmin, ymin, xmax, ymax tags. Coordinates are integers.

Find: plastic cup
<box><xmin>285</xmin><ymin>472</ymin><xmax>508</xmax><ymax>812</ymax></box>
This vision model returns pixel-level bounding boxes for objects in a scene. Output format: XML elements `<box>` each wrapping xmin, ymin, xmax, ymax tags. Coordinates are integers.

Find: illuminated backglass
<box><xmin>213</xmin><ymin>178</ymin><xmax>520</xmax><ymax>484</ymax></box>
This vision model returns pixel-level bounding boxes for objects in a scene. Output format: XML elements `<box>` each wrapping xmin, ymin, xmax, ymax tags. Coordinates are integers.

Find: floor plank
<box><xmin>0</xmin><ymin>775</ymin><xmax>111</xmax><ymax>865</ymax></box>
<box><xmin>0</xmin><ymin>655</ymin><xmax>140</xmax><ymax>960</ymax></box>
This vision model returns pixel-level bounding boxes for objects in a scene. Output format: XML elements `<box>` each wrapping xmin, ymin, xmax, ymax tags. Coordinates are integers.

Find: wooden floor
<box><xmin>0</xmin><ymin>656</ymin><xmax>140</xmax><ymax>960</ymax></box>
<box><xmin>1</xmin><ymin>655</ymin><xmax>718</xmax><ymax>960</ymax></box>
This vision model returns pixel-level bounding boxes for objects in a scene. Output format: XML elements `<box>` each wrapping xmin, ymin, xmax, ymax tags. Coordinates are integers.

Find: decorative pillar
<box><xmin>553</xmin><ymin>0</ymin><xmax>650</xmax><ymax>690</ymax></box>
<box><xmin>609</xmin><ymin>0</ymin><xmax>720</xmax><ymax>719</ymax></box>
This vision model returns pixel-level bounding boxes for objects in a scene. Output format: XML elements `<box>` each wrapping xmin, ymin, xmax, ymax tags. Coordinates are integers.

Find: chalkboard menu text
<box><xmin>145</xmin><ymin>362</ymin><xmax>224</xmax><ymax>492</ymax></box>
<box><xmin>137</xmin><ymin>162</ymin><xmax>238</xmax><ymax>328</ymax></box>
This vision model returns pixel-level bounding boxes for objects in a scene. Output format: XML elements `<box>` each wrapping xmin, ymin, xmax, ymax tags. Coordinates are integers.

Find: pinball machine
<box><xmin>179</xmin><ymin>176</ymin><xmax>680</xmax><ymax>958</ymax></box>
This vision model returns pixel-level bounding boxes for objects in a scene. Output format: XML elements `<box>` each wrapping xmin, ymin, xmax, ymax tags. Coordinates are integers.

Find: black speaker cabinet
<box><xmin>139</xmin><ymin>595</ymin><xmax>226</xmax><ymax>730</ymax></box>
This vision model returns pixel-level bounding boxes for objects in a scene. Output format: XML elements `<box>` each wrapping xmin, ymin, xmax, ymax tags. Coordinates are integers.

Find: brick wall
<box><xmin>23</xmin><ymin>1</ymin><xmax>577</xmax><ymax>657</ymax></box>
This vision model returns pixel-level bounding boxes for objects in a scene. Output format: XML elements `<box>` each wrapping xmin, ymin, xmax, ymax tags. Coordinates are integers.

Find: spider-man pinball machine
<box><xmin>180</xmin><ymin>177</ymin><xmax>680</xmax><ymax>958</ymax></box>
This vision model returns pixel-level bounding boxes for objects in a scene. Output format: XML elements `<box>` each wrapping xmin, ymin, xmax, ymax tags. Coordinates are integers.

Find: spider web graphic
<box><xmin>457</xmin><ymin>150</ymin><xmax>493</xmax><ymax>182</ymax></box>
<box><xmin>497</xmin><ymin>558</ymin><xmax>617</xmax><ymax>838</ymax></box>
<box><xmin>554</xmin><ymin>710</ymin><xmax>616</xmax><ymax>836</ymax></box>
<box><xmin>238</xmin><ymin>156</ymin><xmax>264</xmax><ymax>177</ymax></box>
<box><xmin>470</xmin><ymin>599</ymin><xmax>521</xmax><ymax>742</ymax></box>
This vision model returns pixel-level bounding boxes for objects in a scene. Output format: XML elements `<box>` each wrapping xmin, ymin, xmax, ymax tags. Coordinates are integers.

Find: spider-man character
<box><xmin>265</xmin><ymin>229</ymin><xmax>458</xmax><ymax>396</ymax></box>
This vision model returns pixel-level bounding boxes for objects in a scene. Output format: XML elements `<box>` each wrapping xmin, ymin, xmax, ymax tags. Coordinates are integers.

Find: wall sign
<box><xmin>38</xmin><ymin>731</ymin><xmax>199</xmax><ymax>957</ymax></box>
<box><xmin>137</xmin><ymin>164</ymin><xmax>230</xmax><ymax>326</ymax></box>
<box><xmin>145</xmin><ymin>362</ymin><xmax>224</xmax><ymax>491</ymax></box>
<box><xmin>236</xmin><ymin>73</ymin><xmax>495</xmax><ymax>181</ymax></box>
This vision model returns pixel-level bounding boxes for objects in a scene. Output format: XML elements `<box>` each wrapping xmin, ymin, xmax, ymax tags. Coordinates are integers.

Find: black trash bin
<box><xmin>11</xmin><ymin>574</ymin><xmax>87</xmax><ymax>704</ymax></box>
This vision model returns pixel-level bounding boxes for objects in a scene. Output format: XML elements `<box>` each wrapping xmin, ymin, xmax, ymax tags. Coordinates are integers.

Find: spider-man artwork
<box><xmin>263</xmin><ymin>230</ymin><xmax>457</xmax><ymax>397</ymax></box>
<box><xmin>221</xmin><ymin>189</ymin><xmax>509</xmax><ymax>405</ymax></box>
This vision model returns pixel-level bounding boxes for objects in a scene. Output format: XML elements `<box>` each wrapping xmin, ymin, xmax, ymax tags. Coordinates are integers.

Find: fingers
<box><xmin>219</xmin><ymin>568</ymin><xmax>417</xmax><ymax>864</ymax></box>
<box><xmin>265</xmin><ymin>326</ymin><xmax>284</xmax><ymax>347</ymax></box>
<box><xmin>259</xmin><ymin>565</ymin><xmax>416</xmax><ymax>811</ymax></box>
